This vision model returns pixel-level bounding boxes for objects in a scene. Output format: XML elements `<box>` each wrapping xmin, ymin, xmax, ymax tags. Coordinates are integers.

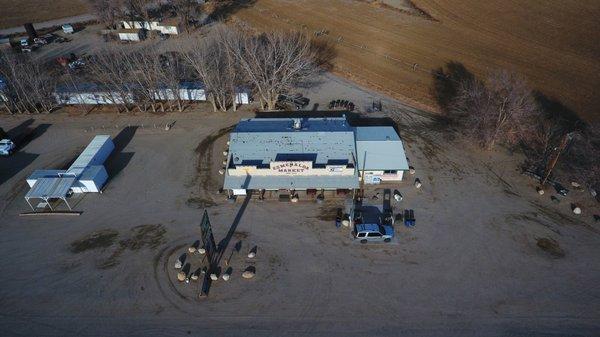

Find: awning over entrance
<box><xmin>24</xmin><ymin>177</ymin><xmax>76</xmax><ymax>211</ymax></box>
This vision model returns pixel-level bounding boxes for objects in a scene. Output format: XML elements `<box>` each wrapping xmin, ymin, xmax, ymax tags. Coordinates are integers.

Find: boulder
<box><xmin>573</xmin><ymin>207</ymin><xmax>582</xmax><ymax>215</ymax></box>
<box><xmin>223</xmin><ymin>151</ymin><xmax>228</xmax><ymax>156</ymax></box>
<box><xmin>537</xmin><ymin>187</ymin><xmax>545</xmax><ymax>195</ymax></box>
<box><xmin>218</xmin><ymin>169</ymin><xmax>225</xmax><ymax>175</ymax></box>
<box><xmin>210</xmin><ymin>273</ymin><xmax>219</xmax><ymax>281</ymax></box>
<box><xmin>342</xmin><ymin>219</ymin><xmax>350</xmax><ymax>227</ymax></box>
<box><xmin>242</xmin><ymin>267</ymin><xmax>255</xmax><ymax>279</ymax></box>
<box><xmin>198</xmin><ymin>248</ymin><xmax>206</xmax><ymax>255</ymax></box>
<box><xmin>174</xmin><ymin>260</ymin><xmax>182</xmax><ymax>269</ymax></box>
<box><xmin>409</xmin><ymin>166</ymin><xmax>416</xmax><ymax>175</ymax></box>
<box><xmin>188</xmin><ymin>246</ymin><xmax>196</xmax><ymax>254</ymax></box>
<box><xmin>571</xmin><ymin>181</ymin><xmax>581</xmax><ymax>188</ymax></box>
<box><xmin>247</xmin><ymin>251</ymin><xmax>256</xmax><ymax>259</ymax></box>
<box><xmin>177</xmin><ymin>272</ymin><xmax>186</xmax><ymax>282</ymax></box>
<box><xmin>414</xmin><ymin>179</ymin><xmax>422</xmax><ymax>189</ymax></box>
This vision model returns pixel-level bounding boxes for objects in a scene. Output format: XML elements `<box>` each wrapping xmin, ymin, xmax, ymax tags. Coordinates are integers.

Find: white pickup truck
<box><xmin>0</xmin><ymin>139</ymin><xmax>16</xmax><ymax>156</ymax></box>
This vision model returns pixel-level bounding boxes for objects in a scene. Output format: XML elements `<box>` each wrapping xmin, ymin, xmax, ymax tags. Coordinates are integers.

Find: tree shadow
<box><xmin>431</xmin><ymin>61</ymin><xmax>474</xmax><ymax>114</ymax></box>
<box><xmin>534</xmin><ymin>91</ymin><xmax>584</xmax><ymax>133</ymax></box>
<box><xmin>0</xmin><ymin>122</ymin><xmax>51</xmax><ymax>186</ymax></box>
<box><xmin>208</xmin><ymin>0</ymin><xmax>256</xmax><ymax>22</ymax></box>
<box><xmin>311</xmin><ymin>37</ymin><xmax>337</xmax><ymax>72</ymax></box>
<box><xmin>104</xmin><ymin>126</ymin><xmax>137</xmax><ymax>184</ymax></box>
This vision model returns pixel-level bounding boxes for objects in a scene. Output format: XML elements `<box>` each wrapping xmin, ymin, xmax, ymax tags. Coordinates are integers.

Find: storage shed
<box><xmin>25</xmin><ymin>135</ymin><xmax>114</xmax><ymax>211</ymax></box>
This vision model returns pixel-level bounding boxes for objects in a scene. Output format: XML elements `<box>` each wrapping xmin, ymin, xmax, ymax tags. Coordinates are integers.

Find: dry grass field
<box><xmin>234</xmin><ymin>0</ymin><xmax>600</xmax><ymax>120</ymax></box>
<box><xmin>0</xmin><ymin>0</ymin><xmax>88</xmax><ymax>29</ymax></box>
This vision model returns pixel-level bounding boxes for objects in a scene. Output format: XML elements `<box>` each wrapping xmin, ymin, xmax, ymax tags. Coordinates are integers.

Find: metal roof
<box><xmin>223</xmin><ymin>173</ymin><xmax>359</xmax><ymax>190</ymax></box>
<box><xmin>25</xmin><ymin>177</ymin><xmax>76</xmax><ymax>200</ymax></box>
<box><xmin>355</xmin><ymin>126</ymin><xmax>400</xmax><ymax>142</ymax></box>
<box><xmin>67</xmin><ymin>135</ymin><xmax>113</xmax><ymax>176</ymax></box>
<box><xmin>355</xmin><ymin>127</ymin><xmax>409</xmax><ymax>171</ymax></box>
<box><xmin>228</xmin><ymin>117</ymin><xmax>356</xmax><ymax>166</ymax></box>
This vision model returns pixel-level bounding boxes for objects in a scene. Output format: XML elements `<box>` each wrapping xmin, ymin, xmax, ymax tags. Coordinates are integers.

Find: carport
<box><xmin>24</xmin><ymin>177</ymin><xmax>76</xmax><ymax>211</ymax></box>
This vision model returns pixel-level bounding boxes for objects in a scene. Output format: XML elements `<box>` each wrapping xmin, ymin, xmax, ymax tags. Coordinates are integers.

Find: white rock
<box><xmin>223</xmin><ymin>151</ymin><xmax>228</xmax><ymax>156</ymax></box>
<box><xmin>174</xmin><ymin>260</ymin><xmax>182</xmax><ymax>269</ymax></box>
<box><xmin>222</xmin><ymin>160</ymin><xmax>227</xmax><ymax>165</ymax></box>
<box><xmin>242</xmin><ymin>270</ymin><xmax>255</xmax><ymax>279</ymax></box>
<box><xmin>177</xmin><ymin>272</ymin><xmax>186</xmax><ymax>282</ymax></box>
<box><xmin>342</xmin><ymin>219</ymin><xmax>350</xmax><ymax>227</ymax></box>
<box><xmin>409</xmin><ymin>167</ymin><xmax>416</xmax><ymax>175</ymax></box>
<box><xmin>248</xmin><ymin>251</ymin><xmax>256</xmax><ymax>259</ymax></box>
<box><xmin>210</xmin><ymin>273</ymin><xmax>219</xmax><ymax>281</ymax></box>
<box><xmin>537</xmin><ymin>188</ymin><xmax>545</xmax><ymax>195</ymax></box>
<box><xmin>226</xmin><ymin>141</ymin><xmax>230</xmax><ymax>145</ymax></box>
<box><xmin>191</xmin><ymin>274</ymin><xmax>199</xmax><ymax>281</ymax></box>
<box><xmin>198</xmin><ymin>248</ymin><xmax>206</xmax><ymax>255</ymax></box>
<box><xmin>573</xmin><ymin>207</ymin><xmax>582</xmax><ymax>215</ymax></box>
<box><xmin>291</xmin><ymin>196</ymin><xmax>299</xmax><ymax>203</ymax></box>
<box><xmin>571</xmin><ymin>181</ymin><xmax>581</xmax><ymax>188</ymax></box>
<box><xmin>414</xmin><ymin>180</ymin><xmax>422</xmax><ymax>189</ymax></box>
<box><xmin>188</xmin><ymin>246</ymin><xmax>196</xmax><ymax>253</ymax></box>
<box><xmin>591</xmin><ymin>189</ymin><xmax>597</xmax><ymax>197</ymax></box>
<box><xmin>394</xmin><ymin>193</ymin><xmax>402</xmax><ymax>201</ymax></box>
<box><xmin>222</xmin><ymin>273</ymin><xmax>230</xmax><ymax>281</ymax></box>
<box><xmin>218</xmin><ymin>169</ymin><xmax>225</xmax><ymax>175</ymax></box>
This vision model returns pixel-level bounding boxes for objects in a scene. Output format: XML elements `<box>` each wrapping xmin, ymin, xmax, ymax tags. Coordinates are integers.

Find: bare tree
<box><xmin>86</xmin><ymin>0</ymin><xmax>123</xmax><ymax>28</ymax></box>
<box><xmin>169</xmin><ymin>0</ymin><xmax>198</xmax><ymax>33</ymax></box>
<box><xmin>125</xmin><ymin>0</ymin><xmax>154</xmax><ymax>22</ymax></box>
<box><xmin>225</xmin><ymin>30</ymin><xmax>318</xmax><ymax>110</ymax></box>
<box><xmin>451</xmin><ymin>70</ymin><xmax>538</xmax><ymax>150</ymax></box>
<box><xmin>560</xmin><ymin>123</ymin><xmax>600</xmax><ymax>191</ymax></box>
<box><xmin>0</xmin><ymin>51</ymin><xmax>57</xmax><ymax>114</ymax></box>
<box><xmin>85</xmin><ymin>47</ymin><xmax>135</xmax><ymax>113</ymax></box>
<box><xmin>179</xmin><ymin>30</ymin><xmax>239</xmax><ymax>112</ymax></box>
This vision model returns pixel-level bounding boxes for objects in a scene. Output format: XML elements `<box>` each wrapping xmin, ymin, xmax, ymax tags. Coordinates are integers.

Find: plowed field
<box><xmin>234</xmin><ymin>0</ymin><xmax>600</xmax><ymax>120</ymax></box>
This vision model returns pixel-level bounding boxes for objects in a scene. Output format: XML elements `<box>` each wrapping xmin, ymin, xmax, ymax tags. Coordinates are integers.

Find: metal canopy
<box><xmin>24</xmin><ymin>177</ymin><xmax>76</xmax><ymax>211</ymax></box>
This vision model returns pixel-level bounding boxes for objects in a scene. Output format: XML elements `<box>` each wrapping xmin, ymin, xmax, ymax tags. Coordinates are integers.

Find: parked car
<box><xmin>19</xmin><ymin>38</ymin><xmax>29</xmax><ymax>47</ymax></box>
<box><xmin>55</xmin><ymin>36</ymin><xmax>69</xmax><ymax>43</ymax></box>
<box><xmin>0</xmin><ymin>139</ymin><xmax>16</xmax><ymax>156</ymax></box>
<box><xmin>62</xmin><ymin>24</ymin><xmax>74</xmax><ymax>34</ymax></box>
<box><xmin>277</xmin><ymin>94</ymin><xmax>310</xmax><ymax>110</ymax></box>
<box><xmin>33</xmin><ymin>37</ymin><xmax>48</xmax><ymax>45</ymax></box>
<box><xmin>353</xmin><ymin>223</ymin><xmax>394</xmax><ymax>243</ymax></box>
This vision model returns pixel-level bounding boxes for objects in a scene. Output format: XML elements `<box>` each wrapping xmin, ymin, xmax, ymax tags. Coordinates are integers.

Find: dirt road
<box><xmin>0</xmin><ymin>75</ymin><xmax>599</xmax><ymax>336</ymax></box>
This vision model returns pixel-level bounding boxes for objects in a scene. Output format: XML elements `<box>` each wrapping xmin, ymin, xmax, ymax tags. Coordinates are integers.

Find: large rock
<box><xmin>177</xmin><ymin>272</ymin><xmax>186</xmax><ymax>282</ymax></box>
<box><xmin>210</xmin><ymin>273</ymin><xmax>219</xmax><ymax>281</ymax></box>
<box><xmin>573</xmin><ymin>207</ymin><xmax>582</xmax><ymax>215</ymax></box>
<box><xmin>242</xmin><ymin>267</ymin><xmax>255</xmax><ymax>279</ymax></box>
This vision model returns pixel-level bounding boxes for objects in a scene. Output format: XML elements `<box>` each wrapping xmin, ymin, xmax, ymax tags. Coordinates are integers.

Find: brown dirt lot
<box><xmin>233</xmin><ymin>0</ymin><xmax>600</xmax><ymax>121</ymax></box>
<box><xmin>0</xmin><ymin>0</ymin><xmax>88</xmax><ymax>29</ymax></box>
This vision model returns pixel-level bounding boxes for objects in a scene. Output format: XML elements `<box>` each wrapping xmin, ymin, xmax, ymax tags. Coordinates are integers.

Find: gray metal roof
<box><xmin>355</xmin><ymin>127</ymin><xmax>409</xmax><ymax>171</ymax></box>
<box><xmin>228</xmin><ymin>117</ymin><xmax>356</xmax><ymax>166</ymax></box>
<box><xmin>25</xmin><ymin>177</ymin><xmax>76</xmax><ymax>200</ymax></box>
<box><xmin>223</xmin><ymin>173</ymin><xmax>359</xmax><ymax>190</ymax></box>
<box><xmin>67</xmin><ymin>135</ymin><xmax>113</xmax><ymax>176</ymax></box>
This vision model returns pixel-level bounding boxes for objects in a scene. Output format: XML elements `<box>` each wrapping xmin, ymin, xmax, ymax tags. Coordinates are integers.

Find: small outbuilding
<box><xmin>354</xmin><ymin>126</ymin><xmax>409</xmax><ymax>183</ymax></box>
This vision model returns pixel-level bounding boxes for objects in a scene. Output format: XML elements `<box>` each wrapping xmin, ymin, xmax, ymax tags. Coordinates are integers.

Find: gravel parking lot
<box><xmin>0</xmin><ymin>75</ymin><xmax>599</xmax><ymax>337</ymax></box>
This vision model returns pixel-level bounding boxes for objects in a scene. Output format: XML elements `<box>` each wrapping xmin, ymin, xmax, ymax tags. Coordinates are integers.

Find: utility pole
<box><xmin>541</xmin><ymin>132</ymin><xmax>574</xmax><ymax>186</ymax></box>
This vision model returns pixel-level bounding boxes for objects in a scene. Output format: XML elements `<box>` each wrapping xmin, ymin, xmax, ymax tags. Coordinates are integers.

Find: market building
<box><xmin>223</xmin><ymin>116</ymin><xmax>409</xmax><ymax>198</ymax></box>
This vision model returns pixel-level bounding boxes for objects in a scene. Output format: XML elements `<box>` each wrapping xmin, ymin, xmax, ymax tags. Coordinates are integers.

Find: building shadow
<box><xmin>104</xmin><ymin>126</ymin><xmax>137</xmax><ymax>184</ymax></box>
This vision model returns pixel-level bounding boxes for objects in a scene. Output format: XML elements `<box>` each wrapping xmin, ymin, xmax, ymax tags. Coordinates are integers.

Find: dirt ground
<box><xmin>233</xmin><ymin>0</ymin><xmax>600</xmax><ymax>121</ymax></box>
<box><xmin>0</xmin><ymin>0</ymin><xmax>88</xmax><ymax>29</ymax></box>
<box><xmin>0</xmin><ymin>74</ymin><xmax>599</xmax><ymax>336</ymax></box>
